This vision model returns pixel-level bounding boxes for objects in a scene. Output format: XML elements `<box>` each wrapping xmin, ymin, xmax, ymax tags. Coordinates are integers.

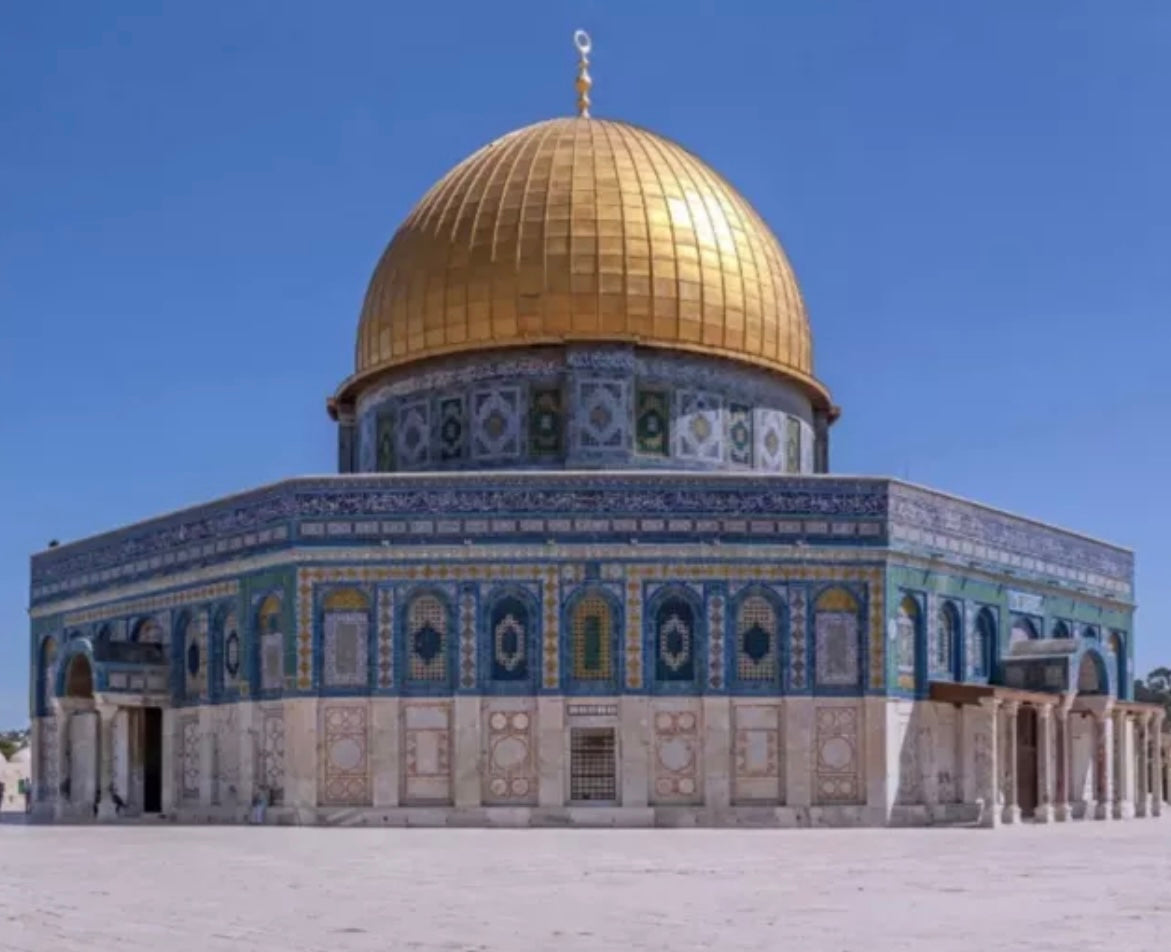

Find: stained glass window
<box><xmin>571</xmin><ymin>593</ymin><xmax>613</xmax><ymax>681</ymax></box>
<box><xmin>407</xmin><ymin>594</ymin><xmax>448</xmax><ymax>682</ymax></box>
<box><xmin>735</xmin><ymin>595</ymin><xmax>776</xmax><ymax>681</ymax></box>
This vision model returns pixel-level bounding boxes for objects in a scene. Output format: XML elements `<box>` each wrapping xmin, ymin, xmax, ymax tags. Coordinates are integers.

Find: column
<box><xmin>1054</xmin><ymin>706</ymin><xmax>1071</xmax><ymax>821</ymax></box>
<box><xmin>96</xmin><ymin>702</ymin><xmax>119</xmax><ymax>821</ymax></box>
<box><xmin>976</xmin><ymin>697</ymin><xmax>1000</xmax><ymax>828</ymax></box>
<box><xmin>51</xmin><ymin>704</ymin><xmax>71</xmax><ymax>821</ymax></box>
<box><xmin>1135</xmin><ymin>713</ymin><xmax>1150</xmax><ymax>818</ymax></box>
<box><xmin>1113</xmin><ymin>709</ymin><xmax>1133</xmax><ymax>820</ymax></box>
<box><xmin>1093</xmin><ymin>707</ymin><xmax>1114</xmax><ymax>820</ymax></box>
<box><xmin>1153</xmin><ymin>715</ymin><xmax>1165</xmax><ymax>817</ymax></box>
<box><xmin>1001</xmin><ymin>701</ymin><xmax>1020</xmax><ymax>825</ymax></box>
<box><xmin>1035</xmin><ymin>705</ymin><xmax>1054</xmax><ymax>823</ymax></box>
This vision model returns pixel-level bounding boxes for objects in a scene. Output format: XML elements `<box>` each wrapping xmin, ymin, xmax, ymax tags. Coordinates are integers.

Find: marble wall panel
<box><xmin>732</xmin><ymin>703</ymin><xmax>782</xmax><ymax>804</ymax></box>
<box><xmin>402</xmin><ymin>701</ymin><xmax>452</xmax><ymax>805</ymax></box>
<box><xmin>651</xmin><ymin>702</ymin><xmax>702</xmax><ymax>804</ymax></box>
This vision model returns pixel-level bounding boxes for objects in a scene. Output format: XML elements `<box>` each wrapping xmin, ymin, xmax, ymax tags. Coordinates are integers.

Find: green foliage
<box><xmin>0</xmin><ymin>738</ymin><xmax>17</xmax><ymax>760</ymax></box>
<box><xmin>1135</xmin><ymin>667</ymin><xmax>1171</xmax><ymax>727</ymax></box>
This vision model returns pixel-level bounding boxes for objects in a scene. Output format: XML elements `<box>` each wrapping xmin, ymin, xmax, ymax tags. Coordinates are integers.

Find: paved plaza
<box><xmin>0</xmin><ymin>821</ymin><xmax>1168</xmax><ymax>951</ymax></box>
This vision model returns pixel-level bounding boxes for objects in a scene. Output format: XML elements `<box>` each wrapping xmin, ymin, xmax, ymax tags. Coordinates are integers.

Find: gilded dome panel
<box><xmin>350</xmin><ymin>117</ymin><xmax>827</xmax><ymax>406</ymax></box>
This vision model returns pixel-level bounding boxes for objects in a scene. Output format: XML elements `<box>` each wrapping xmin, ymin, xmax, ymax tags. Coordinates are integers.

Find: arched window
<box><xmin>814</xmin><ymin>588</ymin><xmax>860</xmax><ymax>688</ymax></box>
<box><xmin>257</xmin><ymin>594</ymin><xmax>283</xmax><ymax>692</ymax></box>
<box><xmin>1009</xmin><ymin>617</ymin><xmax>1038</xmax><ymax>647</ymax></box>
<box><xmin>1077</xmin><ymin>652</ymin><xmax>1106</xmax><ymax>695</ymax></box>
<box><xmin>405</xmin><ymin>592</ymin><xmax>448</xmax><ymax>684</ymax></box>
<box><xmin>39</xmin><ymin>637</ymin><xmax>58</xmax><ymax>715</ymax></box>
<box><xmin>1052</xmin><ymin>620</ymin><xmax>1071</xmax><ymax>640</ymax></box>
<box><xmin>489</xmin><ymin>594</ymin><xmax>530</xmax><ymax>682</ymax></box>
<box><xmin>654</xmin><ymin>594</ymin><xmax>697</xmax><ymax>684</ymax></box>
<box><xmin>735</xmin><ymin>594</ymin><xmax>778</xmax><ymax>683</ymax></box>
<box><xmin>896</xmin><ymin>595</ymin><xmax>919</xmax><ymax>689</ymax></box>
<box><xmin>324</xmin><ymin>588</ymin><xmax>371</xmax><ymax>688</ymax></box>
<box><xmin>972</xmin><ymin>607</ymin><xmax>996</xmax><ymax>677</ymax></box>
<box><xmin>935</xmin><ymin>601</ymin><xmax>960</xmax><ymax>678</ymax></box>
<box><xmin>222</xmin><ymin>610</ymin><xmax>242</xmax><ymax>682</ymax></box>
<box><xmin>570</xmin><ymin>593</ymin><xmax>615</xmax><ymax>683</ymax></box>
<box><xmin>132</xmin><ymin>618</ymin><xmax>163</xmax><ymax>644</ymax></box>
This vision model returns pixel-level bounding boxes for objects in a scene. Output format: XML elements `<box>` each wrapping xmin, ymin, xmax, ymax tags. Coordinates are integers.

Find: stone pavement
<box><xmin>0</xmin><ymin>821</ymin><xmax>1168</xmax><ymax>952</ymax></box>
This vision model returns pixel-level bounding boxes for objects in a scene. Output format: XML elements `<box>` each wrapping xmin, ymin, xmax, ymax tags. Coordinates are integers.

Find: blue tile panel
<box><xmin>29</xmin><ymin>473</ymin><xmax>1133</xmax><ymax>608</ymax></box>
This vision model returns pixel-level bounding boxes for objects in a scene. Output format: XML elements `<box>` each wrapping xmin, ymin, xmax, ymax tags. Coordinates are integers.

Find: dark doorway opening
<box><xmin>1016</xmin><ymin>706</ymin><xmax>1039</xmax><ymax>817</ymax></box>
<box><xmin>142</xmin><ymin>707</ymin><xmax>163</xmax><ymax>813</ymax></box>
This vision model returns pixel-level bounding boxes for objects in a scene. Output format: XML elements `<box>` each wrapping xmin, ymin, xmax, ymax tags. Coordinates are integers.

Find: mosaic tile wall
<box><xmin>353</xmin><ymin>347</ymin><xmax>818</xmax><ymax>474</ymax></box>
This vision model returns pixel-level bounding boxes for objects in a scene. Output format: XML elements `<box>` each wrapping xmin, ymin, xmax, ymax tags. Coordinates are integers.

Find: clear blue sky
<box><xmin>2</xmin><ymin>1</ymin><xmax>1168</xmax><ymax>727</ymax></box>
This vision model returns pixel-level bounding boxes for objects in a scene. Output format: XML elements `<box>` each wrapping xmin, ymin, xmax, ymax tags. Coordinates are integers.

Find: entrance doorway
<box><xmin>1016</xmin><ymin>706</ymin><xmax>1039</xmax><ymax>817</ymax></box>
<box><xmin>142</xmin><ymin>707</ymin><xmax>163</xmax><ymax>813</ymax></box>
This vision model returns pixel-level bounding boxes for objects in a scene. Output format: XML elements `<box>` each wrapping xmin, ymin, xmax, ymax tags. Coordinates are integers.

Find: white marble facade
<box><xmin>33</xmin><ymin>694</ymin><xmax>1166</xmax><ymax>826</ymax></box>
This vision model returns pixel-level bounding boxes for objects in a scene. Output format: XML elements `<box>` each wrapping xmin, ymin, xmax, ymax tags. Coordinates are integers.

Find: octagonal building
<box><xmin>28</xmin><ymin>48</ymin><xmax>1165</xmax><ymax>827</ymax></box>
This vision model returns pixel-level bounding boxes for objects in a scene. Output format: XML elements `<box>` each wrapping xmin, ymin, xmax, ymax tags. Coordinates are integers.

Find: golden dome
<box><xmin>342</xmin><ymin>117</ymin><xmax>829</xmax><ymax>409</ymax></box>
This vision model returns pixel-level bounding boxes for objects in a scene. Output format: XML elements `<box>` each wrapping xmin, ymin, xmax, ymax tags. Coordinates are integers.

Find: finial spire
<box><xmin>574</xmin><ymin>29</ymin><xmax>592</xmax><ymax>118</ymax></box>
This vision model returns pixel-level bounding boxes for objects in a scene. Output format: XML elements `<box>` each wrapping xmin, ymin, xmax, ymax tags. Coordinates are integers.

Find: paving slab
<box><xmin>1</xmin><ymin>822</ymin><xmax>1168</xmax><ymax>952</ymax></box>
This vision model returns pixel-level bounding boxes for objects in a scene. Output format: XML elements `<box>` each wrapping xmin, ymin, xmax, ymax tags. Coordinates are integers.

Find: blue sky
<box><xmin>2</xmin><ymin>1</ymin><xmax>1169</xmax><ymax>727</ymax></box>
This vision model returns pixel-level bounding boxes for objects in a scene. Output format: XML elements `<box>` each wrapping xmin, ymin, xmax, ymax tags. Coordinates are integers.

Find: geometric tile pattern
<box><xmin>483</xmin><ymin>707</ymin><xmax>536</xmax><ymax>805</ymax></box>
<box><xmin>651</xmin><ymin>707</ymin><xmax>701</xmax><ymax>804</ymax></box>
<box><xmin>396</xmin><ymin>400</ymin><xmax>430</xmax><ymax>470</ymax></box>
<box><xmin>320</xmin><ymin>704</ymin><xmax>370</xmax><ymax>807</ymax></box>
<box><xmin>290</xmin><ymin>563</ymin><xmax>882</xmax><ymax>697</ymax></box>
<box><xmin>788</xmin><ymin>587</ymin><xmax>808</xmax><ymax>690</ymax></box>
<box><xmin>753</xmin><ymin>408</ymin><xmax>786</xmax><ymax>472</ymax></box>
<box><xmin>576</xmin><ymin>379</ymin><xmax>627</xmax><ymax>450</ymax></box>
<box><xmin>733</xmin><ymin>704</ymin><xmax>782</xmax><ymax>804</ymax></box>
<box><xmin>706</xmin><ymin>592</ymin><xmax>725</xmax><ymax>690</ymax></box>
<box><xmin>459</xmin><ymin>588</ymin><xmax>477</xmax><ymax>689</ymax></box>
<box><xmin>472</xmin><ymin>387</ymin><xmax>522</xmax><ymax>461</ymax></box>
<box><xmin>675</xmin><ymin>390</ymin><xmax>723</xmax><ymax>462</ymax></box>
<box><xmin>377</xmin><ymin>587</ymin><xmax>394</xmax><ymax>689</ymax></box>
<box><xmin>812</xmin><ymin>704</ymin><xmax>862</xmax><ymax>804</ymax></box>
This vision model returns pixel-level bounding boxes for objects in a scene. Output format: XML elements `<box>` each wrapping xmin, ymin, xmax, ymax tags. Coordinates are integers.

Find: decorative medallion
<box><xmin>224</xmin><ymin>629</ymin><xmax>240</xmax><ymax>677</ymax></box>
<box><xmin>728</xmin><ymin>403</ymin><xmax>752</xmax><ymax>466</ymax></box>
<box><xmin>438</xmin><ymin>396</ymin><xmax>465</xmax><ymax>462</ymax></box>
<box><xmin>529</xmin><ymin>388</ymin><xmax>563</xmax><ymax>458</ymax></box>
<box><xmin>635</xmin><ymin>388</ymin><xmax>669</xmax><ymax>455</ymax></box>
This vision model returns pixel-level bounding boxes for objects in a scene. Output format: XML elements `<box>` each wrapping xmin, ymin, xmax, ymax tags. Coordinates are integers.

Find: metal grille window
<box><xmin>736</xmin><ymin>595</ymin><xmax>777</xmax><ymax>681</ymax></box>
<box><xmin>570</xmin><ymin>728</ymin><xmax>617</xmax><ymax>802</ymax></box>
<box><xmin>571</xmin><ymin>594</ymin><xmax>613</xmax><ymax>680</ymax></box>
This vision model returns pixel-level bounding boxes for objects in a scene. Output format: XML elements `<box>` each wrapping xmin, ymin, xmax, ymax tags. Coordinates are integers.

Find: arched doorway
<box><xmin>1016</xmin><ymin>706</ymin><xmax>1039</xmax><ymax>817</ymax></box>
<box><xmin>64</xmin><ymin>655</ymin><xmax>94</xmax><ymax>699</ymax></box>
<box><xmin>60</xmin><ymin>653</ymin><xmax>98</xmax><ymax>814</ymax></box>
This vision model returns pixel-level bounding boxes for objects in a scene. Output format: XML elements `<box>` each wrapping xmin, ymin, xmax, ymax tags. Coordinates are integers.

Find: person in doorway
<box><xmin>0</xmin><ymin>780</ymin><xmax>6</xmax><ymax>811</ymax></box>
<box><xmin>20</xmin><ymin>779</ymin><xmax>30</xmax><ymax>813</ymax></box>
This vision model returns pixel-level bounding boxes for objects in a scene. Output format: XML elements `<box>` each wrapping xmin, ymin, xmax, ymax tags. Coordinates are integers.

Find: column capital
<box><xmin>1037</xmin><ymin>703</ymin><xmax>1054</xmax><ymax>722</ymax></box>
<box><xmin>1003</xmin><ymin>698</ymin><xmax>1020</xmax><ymax>716</ymax></box>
